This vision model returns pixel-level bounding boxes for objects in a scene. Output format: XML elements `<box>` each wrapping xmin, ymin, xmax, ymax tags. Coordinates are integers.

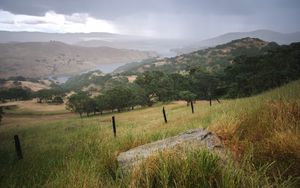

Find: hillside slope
<box><xmin>174</xmin><ymin>29</ymin><xmax>300</xmax><ymax>54</ymax></box>
<box><xmin>0</xmin><ymin>41</ymin><xmax>157</xmax><ymax>78</ymax></box>
<box><xmin>0</xmin><ymin>31</ymin><xmax>189</xmax><ymax>57</ymax></box>
<box><xmin>1</xmin><ymin>80</ymin><xmax>299</xmax><ymax>187</ymax></box>
<box><xmin>115</xmin><ymin>38</ymin><xmax>278</xmax><ymax>73</ymax></box>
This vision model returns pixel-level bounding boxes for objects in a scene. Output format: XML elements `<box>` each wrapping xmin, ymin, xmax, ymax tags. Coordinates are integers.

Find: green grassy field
<box><xmin>0</xmin><ymin>81</ymin><xmax>300</xmax><ymax>187</ymax></box>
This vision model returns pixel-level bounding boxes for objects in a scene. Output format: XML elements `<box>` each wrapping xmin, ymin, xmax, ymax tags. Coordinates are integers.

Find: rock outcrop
<box><xmin>117</xmin><ymin>128</ymin><xmax>224</xmax><ymax>169</ymax></box>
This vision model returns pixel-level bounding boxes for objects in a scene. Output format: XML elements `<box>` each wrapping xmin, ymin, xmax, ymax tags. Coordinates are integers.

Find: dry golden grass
<box><xmin>211</xmin><ymin>99</ymin><xmax>300</xmax><ymax>178</ymax></box>
<box><xmin>2</xmin><ymin>100</ymin><xmax>68</xmax><ymax>114</ymax></box>
<box><xmin>1</xmin><ymin>113</ymin><xmax>76</xmax><ymax>129</ymax></box>
<box><xmin>1</xmin><ymin>100</ymin><xmax>72</xmax><ymax>128</ymax></box>
<box><xmin>127</xmin><ymin>75</ymin><xmax>137</xmax><ymax>83</ymax></box>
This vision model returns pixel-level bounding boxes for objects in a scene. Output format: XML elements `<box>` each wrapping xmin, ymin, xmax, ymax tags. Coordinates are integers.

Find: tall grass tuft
<box><xmin>128</xmin><ymin>149</ymin><xmax>298</xmax><ymax>188</ymax></box>
<box><xmin>130</xmin><ymin>149</ymin><xmax>221</xmax><ymax>188</ymax></box>
<box><xmin>213</xmin><ymin>99</ymin><xmax>300</xmax><ymax>182</ymax></box>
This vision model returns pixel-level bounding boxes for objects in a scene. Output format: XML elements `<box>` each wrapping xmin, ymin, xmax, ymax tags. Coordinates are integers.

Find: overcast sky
<box><xmin>0</xmin><ymin>0</ymin><xmax>299</xmax><ymax>39</ymax></box>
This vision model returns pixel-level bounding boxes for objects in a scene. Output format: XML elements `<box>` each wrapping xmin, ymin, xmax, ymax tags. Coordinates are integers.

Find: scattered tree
<box><xmin>52</xmin><ymin>96</ymin><xmax>64</xmax><ymax>104</ymax></box>
<box><xmin>0</xmin><ymin>88</ymin><xmax>31</xmax><ymax>101</ymax></box>
<box><xmin>179</xmin><ymin>91</ymin><xmax>197</xmax><ymax>106</ymax></box>
<box><xmin>95</xmin><ymin>95</ymin><xmax>109</xmax><ymax>115</ymax></box>
<box><xmin>104</xmin><ymin>86</ymin><xmax>134</xmax><ymax>112</ymax></box>
<box><xmin>66</xmin><ymin>93</ymin><xmax>89</xmax><ymax>117</ymax></box>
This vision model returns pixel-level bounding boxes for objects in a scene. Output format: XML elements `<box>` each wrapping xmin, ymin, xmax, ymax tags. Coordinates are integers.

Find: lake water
<box><xmin>89</xmin><ymin>62</ymin><xmax>127</xmax><ymax>73</ymax></box>
<box><xmin>53</xmin><ymin>62</ymin><xmax>127</xmax><ymax>83</ymax></box>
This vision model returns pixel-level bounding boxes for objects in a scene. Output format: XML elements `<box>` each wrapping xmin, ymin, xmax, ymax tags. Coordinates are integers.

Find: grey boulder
<box><xmin>117</xmin><ymin>128</ymin><xmax>225</xmax><ymax>169</ymax></box>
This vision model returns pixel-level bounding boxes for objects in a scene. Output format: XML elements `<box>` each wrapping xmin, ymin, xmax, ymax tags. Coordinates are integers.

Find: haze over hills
<box><xmin>173</xmin><ymin>30</ymin><xmax>300</xmax><ymax>54</ymax></box>
<box><xmin>0</xmin><ymin>31</ymin><xmax>190</xmax><ymax>57</ymax></box>
<box><xmin>0</xmin><ymin>41</ymin><xmax>157</xmax><ymax>78</ymax></box>
<box><xmin>1</xmin><ymin>30</ymin><xmax>300</xmax><ymax>58</ymax></box>
<box><xmin>115</xmin><ymin>37</ymin><xmax>278</xmax><ymax>74</ymax></box>
<box><xmin>0</xmin><ymin>31</ymin><xmax>136</xmax><ymax>44</ymax></box>
<box><xmin>1</xmin><ymin>29</ymin><xmax>300</xmax><ymax>80</ymax></box>
<box><xmin>76</xmin><ymin>39</ymin><xmax>189</xmax><ymax>57</ymax></box>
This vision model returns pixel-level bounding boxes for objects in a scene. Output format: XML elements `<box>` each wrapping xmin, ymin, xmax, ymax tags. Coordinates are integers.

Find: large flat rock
<box><xmin>117</xmin><ymin>128</ymin><xmax>224</xmax><ymax>169</ymax></box>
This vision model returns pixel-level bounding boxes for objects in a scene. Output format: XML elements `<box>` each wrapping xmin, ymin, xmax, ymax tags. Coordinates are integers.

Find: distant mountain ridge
<box><xmin>0</xmin><ymin>31</ymin><xmax>132</xmax><ymax>44</ymax></box>
<box><xmin>1</xmin><ymin>29</ymin><xmax>299</xmax><ymax>57</ymax></box>
<box><xmin>173</xmin><ymin>30</ymin><xmax>300</xmax><ymax>54</ymax></box>
<box><xmin>114</xmin><ymin>37</ymin><xmax>278</xmax><ymax>74</ymax></box>
<box><xmin>0</xmin><ymin>41</ymin><xmax>158</xmax><ymax>78</ymax></box>
<box><xmin>0</xmin><ymin>31</ymin><xmax>189</xmax><ymax>57</ymax></box>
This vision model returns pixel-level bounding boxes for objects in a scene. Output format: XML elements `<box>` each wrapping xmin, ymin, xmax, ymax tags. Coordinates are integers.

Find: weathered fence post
<box><xmin>112</xmin><ymin>116</ymin><xmax>116</xmax><ymax>137</ymax></box>
<box><xmin>209</xmin><ymin>97</ymin><xmax>212</xmax><ymax>106</ymax></box>
<box><xmin>162</xmin><ymin>107</ymin><xmax>168</xmax><ymax>123</ymax></box>
<box><xmin>14</xmin><ymin>135</ymin><xmax>23</xmax><ymax>160</ymax></box>
<box><xmin>191</xmin><ymin>101</ymin><xmax>194</xmax><ymax>113</ymax></box>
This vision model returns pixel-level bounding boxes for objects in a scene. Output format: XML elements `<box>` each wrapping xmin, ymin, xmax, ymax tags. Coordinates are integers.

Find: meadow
<box><xmin>0</xmin><ymin>80</ymin><xmax>300</xmax><ymax>187</ymax></box>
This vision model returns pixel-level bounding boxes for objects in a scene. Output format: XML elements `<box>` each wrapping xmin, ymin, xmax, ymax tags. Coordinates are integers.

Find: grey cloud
<box><xmin>65</xmin><ymin>14</ymin><xmax>88</xmax><ymax>24</ymax></box>
<box><xmin>18</xmin><ymin>20</ymin><xmax>50</xmax><ymax>25</ymax></box>
<box><xmin>0</xmin><ymin>20</ymin><xmax>14</xmax><ymax>24</ymax></box>
<box><xmin>2</xmin><ymin>0</ymin><xmax>297</xmax><ymax>19</ymax></box>
<box><xmin>0</xmin><ymin>0</ymin><xmax>300</xmax><ymax>39</ymax></box>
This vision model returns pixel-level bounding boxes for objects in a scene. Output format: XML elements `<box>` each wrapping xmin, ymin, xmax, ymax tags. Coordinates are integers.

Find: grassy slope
<box><xmin>2</xmin><ymin>100</ymin><xmax>68</xmax><ymax>115</ymax></box>
<box><xmin>0</xmin><ymin>80</ymin><xmax>300</xmax><ymax>187</ymax></box>
<box><xmin>117</xmin><ymin>38</ymin><xmax>275</xmax><ymax>74</ymax></box>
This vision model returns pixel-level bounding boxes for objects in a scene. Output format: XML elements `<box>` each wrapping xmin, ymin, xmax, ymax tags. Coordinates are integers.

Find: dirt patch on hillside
<box><xmin>127</xmin><ymin>75</ymin><xmax>137</xmax><ymax>83</ymax></box>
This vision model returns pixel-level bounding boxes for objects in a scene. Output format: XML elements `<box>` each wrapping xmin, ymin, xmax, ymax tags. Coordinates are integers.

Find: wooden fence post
<box><xmin>112</xmin><ymin>116</ymin><xmax>116</xmax><ymax>137</ymax></box>
<box><xmin>14</xmin><ymin>135</ymin><xmax>23</xmax><ymax>160</ymax></box>
<box><xmin>191</xmin><ymin>101</ymin><xmax>194</xmax><ymax>113</ymax></box>
<box><xmin>209</xmin><ymin>97</ymin><xmax>212</xmax><ymax>106</ymax></box>
<box><xmin>162</xmin><ymin>107</ymin><xmax>168</xmax><ymax>123</ymax></box>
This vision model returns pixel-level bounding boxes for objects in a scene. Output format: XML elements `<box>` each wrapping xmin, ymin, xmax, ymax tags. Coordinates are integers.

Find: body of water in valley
<box><xmin>52</xmin><ymin>62</ymin><xmax>127</xmax><ymax>83</ymax></box>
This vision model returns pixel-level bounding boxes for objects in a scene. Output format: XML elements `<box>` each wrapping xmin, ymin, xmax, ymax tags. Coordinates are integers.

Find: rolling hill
<box><xmin>0</xmin><ymin>31</ymin><xmax>133</xmax><ymax>44</ymax></box>
<box><xmin>0</xmin><ymin>31</ymin><xmax>189</xmax><ymax>57</ymax></box>
<box><xmin>173</xmin><ymin>30</ymin><xmax>300</xmax><ymax>54</ymax></box>
<box><xmin>0</xmin><ymin>41</ymin><xmax>158</xmax><ymax>78</ymax></box>
<box><xmin>114</xmin><ymin>37</ymin><xmax>278</xmax><ymax>74</ymax></box>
